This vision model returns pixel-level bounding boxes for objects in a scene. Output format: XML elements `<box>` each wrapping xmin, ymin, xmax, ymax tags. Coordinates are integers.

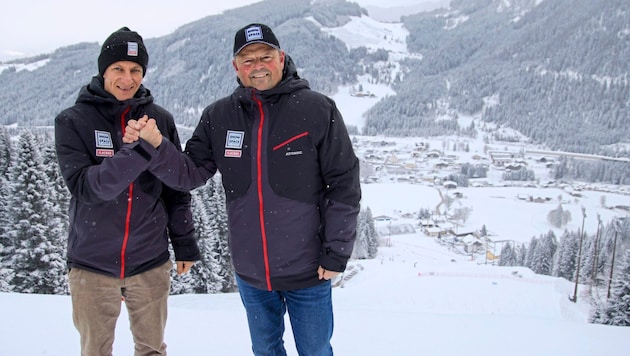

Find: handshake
<box><xmin>123</xmin><ymin>115</ymin><xmax>163</xmax><ymax>148</ymax></box>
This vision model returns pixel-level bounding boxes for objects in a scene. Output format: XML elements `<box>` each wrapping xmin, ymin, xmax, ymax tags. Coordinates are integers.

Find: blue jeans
<box><xmin>235</xmin><ymin>275</ymin><xmax>334</xmax><ymax>356</ymax></box>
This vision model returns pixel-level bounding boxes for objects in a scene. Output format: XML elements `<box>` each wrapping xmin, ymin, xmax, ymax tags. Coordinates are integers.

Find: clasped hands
<box><xmin>123</xmin><ymin>115</ymin><xmax>162</xmax><ymax>148</ymax></box>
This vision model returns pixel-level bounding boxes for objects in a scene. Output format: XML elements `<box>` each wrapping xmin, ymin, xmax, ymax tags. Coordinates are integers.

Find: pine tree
<box><xmin>171</xmin><ymin>182</ymin><xmax>220</xmax><ymax>294</ymax></box>
<box><xmin>525</xmin><ymin>237</ymin><xmax>539</xmax><ymax>270</ymax></box>
<box><xmin>364</xmin><ymin>207</ymin><xmax>379</xmax><ymax>259</ymax></box>
<box><xmin>8</xmin><ymin>131</ymin><xmax>67</xmax><ymax>294</ymax></box>
<box><xmin>174</xmin><ymin>175</ymin><xmax>234</xmax><ymax>294</ymax></box>
<box><xmin>352</xmin><ymin>210</ymin><xmax>369</xmax><ymax>259</ymax></box>
<box><xmin>591</xmin><ymin>249</ymin><xmax>630</xmax><ymax>326</ymax></box>
<box><xmin>0</xmin><ymin>127</ymin><xmax>11</xmax><ymax>179</ymax></box>
<box><xmin>499</xmin><ymin>242</ymin><xmax>516</xmax><ymax>266</ymax></box>
<box><xmin>208</xmin><ymin>175</ymin><xmax>235</xmax><ymax>292</ymax></box>
<box><xmin>352</xmin><ymin>207</ymin><xmax>379</xmax><ymax>260</ymax></box>
<box><xmin>531</xmin><ymin>231</ymin><xmax>557</xmax><ymax>275</ymax></box>
<box><xmin>516</xmin><ymin>243</ymin><xmax>527</xmax><ymax>266</ymax></box>
<box><xmin>553</xmin><ymin>231</ymin><xmax>579</xmax><ymax>281</ymax></box>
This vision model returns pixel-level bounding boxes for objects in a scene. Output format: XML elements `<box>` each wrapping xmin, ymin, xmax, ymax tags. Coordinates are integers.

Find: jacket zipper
<box><xmin>120</xmin><ymin>106</ymin><xmax>133</xmax><ymax>279</ymax></box>
<box><xmin>254</xmin><ymin>94</ymin><xmax>272</xmax><ymax>291</ymax></box>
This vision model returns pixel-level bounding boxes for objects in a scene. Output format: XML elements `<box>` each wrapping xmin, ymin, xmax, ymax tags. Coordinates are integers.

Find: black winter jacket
<box><xmin>148</xmin><ymin>56</ymin><xmax>361</xmax><ymax>291</ymax></box>
<box><xmin>55</xmin><ymin>76</ymin><xmax>200</xmax><ymax>279</ymax></box>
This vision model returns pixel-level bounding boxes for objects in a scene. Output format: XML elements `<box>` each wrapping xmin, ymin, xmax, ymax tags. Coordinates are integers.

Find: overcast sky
<box><xmin>0</xmin><ymin>0</ymin><xmax>261</xmax><ymax>61</ymax></box>
<box><xmin>0</xmin><ymin>0</ymin><xmax>447</xmax><ymax>61</ymax></box>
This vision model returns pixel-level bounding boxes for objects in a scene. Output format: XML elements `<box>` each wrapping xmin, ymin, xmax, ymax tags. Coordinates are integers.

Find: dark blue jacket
<box><xmin>147</xmin><ymin>56</ymin><xmax>361</xmax><ymax>291</ymax></box>
<box><xmin>55</xmin><ymin>76</ymin><xmax>200</xmax><ymax>278</ymax></box>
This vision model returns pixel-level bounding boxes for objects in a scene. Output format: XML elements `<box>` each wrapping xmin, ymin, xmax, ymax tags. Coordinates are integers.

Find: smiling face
<box><xmin>232</xmin><ymin>43</ymin><xmax>285</xmax><ymax>91</ymax></box>
<box><xmin>102</xmin><ymin>61</ymin><xmax>144</xmax><ymax>101</ymax></box>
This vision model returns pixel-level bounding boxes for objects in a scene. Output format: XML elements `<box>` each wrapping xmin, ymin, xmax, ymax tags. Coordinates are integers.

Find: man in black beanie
<box><xmin>55</xmin><ymin>26</ymin><xmax>200</xmax><ymax>355</ymax></box>
<box><xmin>98</xmin><ymin>27</ymin><xmax>149</xmax><ymax>77</ymax></box>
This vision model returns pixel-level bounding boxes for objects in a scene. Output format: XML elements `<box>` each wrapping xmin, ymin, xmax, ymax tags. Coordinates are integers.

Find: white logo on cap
<box><xmin>245</xmin><ymin>26</ymin><xmax>264</xmax><ymax>42</ymax></box>
<box><xmin>127</xmin><ymin>42</ymin><xmax>138</xmax><ymax>56</ymax></box>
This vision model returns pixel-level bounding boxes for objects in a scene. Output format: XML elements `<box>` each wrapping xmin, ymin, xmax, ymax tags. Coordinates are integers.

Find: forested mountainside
<box><xmin>0</xmin><ymin>0</ymin><xmax>363</xmax><ymax>129</ymax></box>
<box><xmin>366</xmin><ymin>0</ymin><xmax>630</xmax><ymax>157</ymax></box>
<box><xmin>1</xmin><ymin>0</ymin><xmax>628</xmax><ymax>157</ymax></box>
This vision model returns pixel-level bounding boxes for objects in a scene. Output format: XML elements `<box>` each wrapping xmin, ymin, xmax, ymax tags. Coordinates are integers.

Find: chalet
<box><xmin>443</xmin><ymin>181</ymin><xmax>458</xmax><ymax>189</ymax></box>
<box><xmin>488</xmin><ymin>151</ymin><xmax>513</xmax><ymax>166</ymax></box>
<box><xmin>434</xmin><ymin>162</ymin><xmax>450</xmax><ymax>169</ymax></box>
<box><xmin>425</xmin><ymin>151</ymin><xmax>441</xmax><ymax>159</ymax></box>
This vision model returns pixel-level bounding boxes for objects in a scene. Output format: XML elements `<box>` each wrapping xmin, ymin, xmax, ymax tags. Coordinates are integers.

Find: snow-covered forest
<box><xmin>0</xmin><ymin>125</ymin><xmax>628</xmax><ymax>326</ymax></box>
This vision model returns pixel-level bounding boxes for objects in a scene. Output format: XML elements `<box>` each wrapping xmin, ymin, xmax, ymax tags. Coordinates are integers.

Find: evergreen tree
<box><xmin>170</xmin><ymin>189</ymin><xmax>211</xmax><ymax>294</ymax></box>
<box><xmin>590</xmin><ymin>249</ymin><xmax>630</xmax><ymax>326</ymax></box>
<box><xmin>531</xmin><ymin>231</ymin><xmax>557</xmax><ymax>275</ymax></box>
<box><xmin>516</xmin><ymin>243</ymin><xmax>527</xmax><ymax>266</ymax></box>
<box><xmin>364</xmin><ymin>207</ymin><xmax>379</xmax><ymax>259</ymax></box>
<box><xmin>352</xmin><ymin>207</ymin><xmax>379</xmax><ymax>260</ymax></box>
<box><xmin>0</xmin><ymin>127</ymin><xmax>11</xmax><ymax>179</ymax></box>
<box><xmin>525</xmin><ymin>237</ymin><xmax>539</xmax><ymax>270</ymax></box>
<box><xmin>172</xmin><ymin>182</ymin><xmax>222</xmax><ymax>294</ymax></box>
<box><xmin>173</xmin><ymin>175</ymin><xmax>234</xmax><ymax>294</ymax></box>
<box><xmin>8</xmin><ymin>131</ymin><xmax>67</xmax><ymax>294</ymax></box>
<box><xmin>553</xmin><ymin>231</ymin><xmax>579</xmax><ymax>281</ymax></box>
<box><xmin>352</xmin><ymin>210</ymin><xmax>368</xmax><ymax>259</ymax></box>
<box><xmin>0</xmin><ymin>127</ymin><xmax>13</xmax><ymax>262</ymax></box>
<box><xmin>207</xmin><ymin>175</ymin><xmax>234</xmax><ymax>292</ymax></box>
<box><xmin>499</xmin><ymin>242</ymin><xmax>517</xmax><ymax>266</ymax></box>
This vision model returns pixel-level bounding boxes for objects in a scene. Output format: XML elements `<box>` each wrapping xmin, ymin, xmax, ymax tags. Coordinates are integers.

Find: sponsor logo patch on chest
<box><xmin>225</xmin><ymin>130</ymin><xmax>244</xmax><ymax>158</ymax></box>
<box><xmin>95</xmin><ymin>130</ymin><xmax>113</xmax><ymax>148</ymax></box>
<box><xmin>95</xmin><ymin>130</ymin><xmax>114</xmax><ymax>157</ymax></box>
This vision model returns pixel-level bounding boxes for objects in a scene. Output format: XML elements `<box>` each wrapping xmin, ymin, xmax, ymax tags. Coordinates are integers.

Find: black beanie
<box><xmin>233</xmin><ymin>23</ymin><xmax>280</xmax><ymax>56</ymax></box>
<box><xmin>98</xmin><ymin>27</ymin><xmax>149</xmax><ymax>76</ymax></box>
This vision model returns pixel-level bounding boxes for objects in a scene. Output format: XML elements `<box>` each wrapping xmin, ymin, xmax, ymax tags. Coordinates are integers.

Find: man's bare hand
<box><xmin>123</xmin><ymin>115</ymin><xmax>162</xmax><ymax>148</ymax></box>
<box><xmin>141</xmin><ymin>118</ymin><xmax>163</xmax><ymax>148</ymax></box>
<box><xmin>318</xmin><ymin>266</ymin><xmax>340</xmax><ymax>280</ymax></box>
<box><xmin>123</xmin><ymin>115</ymin><xmax>147</xmax><ymax>143</ymax></box>
<box><xmin>176</xmin><ymin>261</ymin><xmax>195</xmax><ymax>275</ymax></box>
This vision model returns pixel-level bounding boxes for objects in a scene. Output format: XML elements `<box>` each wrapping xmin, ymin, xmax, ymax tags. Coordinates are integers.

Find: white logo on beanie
<box><xmin>245</xmin><ymin>26</ymin><xmax>264</xmax><ymax>42</ymax></box>
<box><xmin>127</xmin><ymin>42</ymin><xmax>138</xmax><ymax>56</ymax></box>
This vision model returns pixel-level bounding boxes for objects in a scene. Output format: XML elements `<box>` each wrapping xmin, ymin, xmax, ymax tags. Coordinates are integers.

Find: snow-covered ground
<box><xmin>2</xmin><ymin>185</ymin><xmax>629</xmax><ymax>355</ymax></box>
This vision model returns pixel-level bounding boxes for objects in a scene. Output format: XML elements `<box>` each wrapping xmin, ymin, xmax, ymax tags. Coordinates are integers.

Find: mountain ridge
<box><xmin>0</xmin><ymin>0</ymin><xmax>628</xmax><ymax>158</ymax></box>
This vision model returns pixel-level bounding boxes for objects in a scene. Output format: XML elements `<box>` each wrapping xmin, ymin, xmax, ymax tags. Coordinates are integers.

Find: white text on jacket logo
<box><xmin>285</xmin><ymin>151</ymin><xmax>303</xmax><ymax>156</ymax></box>
<box><xmin>96</xmin><ymin>149</ymin><xmax>114</xmax><ymax>157</ymax></box>
<box><xmin>225</xmin><ymin>149</ymin><xmax>242</xmax><ymax>158</ymax></box>
<box><xmin>95</xmin><ymin>130</ymin><xmax>113</xmax><ymax>148</ymax></box>
<box><xmin>225</xmin><ymin>130</ymin><xmax>244</xmax><ymax>149</ymax></box>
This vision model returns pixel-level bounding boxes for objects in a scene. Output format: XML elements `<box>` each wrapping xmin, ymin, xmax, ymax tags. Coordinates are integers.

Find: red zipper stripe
<box><xmin>121</xmin><ymin>183</ymin><xmax>133</xmax><ymax>279</ymax></box>
<box><xmin>120</xmin><ymin>106</ymin><xmax>132</xmax><ymax>279</ymax></box>
<box><xmin>254</xmin><ymin>95</ymin><xmax>272</xmax><ymax>291</ymax></box>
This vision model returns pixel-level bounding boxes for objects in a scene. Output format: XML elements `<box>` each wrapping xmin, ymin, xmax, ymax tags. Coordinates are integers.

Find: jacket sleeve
<box><xmin>317</xmin><ymin>101</ymin><xmax>362</xmax><ymax>272</ymax></box>
<box><xmin>55</xmin><ymin>111</ymin><xmax>157</xmax><ymax>203</ymax></box>
<box><xmin>145</xmin><ymin>112</ymin><xmax>218</xmax><ymax>191</ymax></box>
<box><xmin>160</xmin><ymin>120</ymin><xmax>201</xmax><ymax>261</ymax></box>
